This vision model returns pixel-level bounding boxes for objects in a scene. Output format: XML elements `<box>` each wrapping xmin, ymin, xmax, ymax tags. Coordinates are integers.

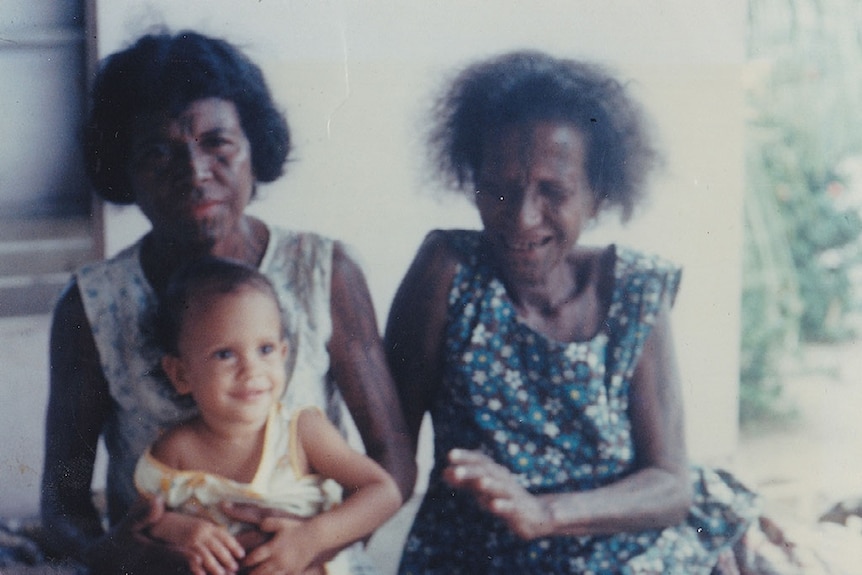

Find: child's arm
<box><xmin>140</xmin><ymin>430</ymin><xmax>246</xmax><ymax>575</ymax></box>
<box><xmin>243</xmin><ymin>408</ymin><xmax>402</xmax><ymax>574</ymax></box>
<box><xmin>146</xmin><ymin>505</ymin><xmax>246</xmax><ymax>575</ymax></box>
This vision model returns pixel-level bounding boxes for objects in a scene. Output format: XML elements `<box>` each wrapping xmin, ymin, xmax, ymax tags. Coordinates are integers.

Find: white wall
<box><xmin>96</xmin><ymin>0</ymin><xmax>746</xmax><ymax>463</ymax></box>
<box><xmin>0</xmin><ymin>1</ymin><xmax>88</xmax><ymax>216</ymax></box>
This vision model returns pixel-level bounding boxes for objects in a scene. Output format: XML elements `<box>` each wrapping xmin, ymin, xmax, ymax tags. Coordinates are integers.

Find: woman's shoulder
<box><xmin>261</xmin><ymin>225</ymin><xmax>336</xmax><ymax>291</ymax></box>
<box><xmin>400</xmin><ymin>229</ymin><xmax>472</xmax><ymax>287</ymax></box>
<box><xmin>613</xmin><ymin>245</ymin><xmax>681</xmax><ymax>275</ymax></box>
<box><xmin>419</xmin><ymin>229</ymin><xmax>480</xmax><ymax>267</ymax></box>
<box><xmin>610</xmin><ymin>245</ymin><xmax>683</xmax><ymax>306</ymax></box>
<box><xmin>265</xmin><ymin>225</ymin><xmax>335</xmax><ymax>260</ymax></box>
<box><xmin>73</xmin><ymin>240</ymin><xmax>151</xmax><ymax>323</ymax></box>
<box><xmin>388</xmin><ymin>230</ymin><xmax>466</xmax><ymax>327</ymax></box>
<box><xmin>78</xmin><ymin>239</ymin><xmax>142</xmax><ymax>270</ymax></box>
<box><xmin>73</xmin><ymin>241</ymin><xmax>148</xmax><ymax>311</ymax></box>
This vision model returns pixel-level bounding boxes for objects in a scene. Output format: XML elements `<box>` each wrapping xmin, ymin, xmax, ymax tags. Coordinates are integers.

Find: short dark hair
<box><xmin>157</xmin><ymin>257</ymin><xmax>282</xmax><ymax>356</ymax></box>
<box><xmin>429</xmin><ymin>50</ymin><xmax>660</xmax><ymax>220</ymax></box>
<box><xmin>84</xmin><ymin>29</ymin><xmax>291</xmax><ymax>203</ymax></box>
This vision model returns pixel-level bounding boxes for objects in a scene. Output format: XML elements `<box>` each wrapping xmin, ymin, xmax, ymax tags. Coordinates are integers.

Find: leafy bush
<box><xmin>742</xmin><ymin>0</ymin><xmax>862</xmax><ymax>424</ymax></box>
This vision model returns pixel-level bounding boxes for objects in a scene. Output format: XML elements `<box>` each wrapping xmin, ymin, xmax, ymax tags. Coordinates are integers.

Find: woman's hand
<box><xmin>219</xmin><ymin>502</ymin><xmax>304</xmax><ymax>549</ymax></box>
<box><xmin>443</xmin><ymin>449</ymin><xmax>553</xmax><ymax>540</ymax></box>
<box><xmin>86</xmin><ymin>496</ymin><xmax>195</xmax><ymax>574</ymax></box>
<box><xmin>220</xmin><ymin>502</ymin><xmax>334</xmax><ymax>571</ymax></box>
<box><xmin>241</xmin><ymin>517</ymin><xmax>319</xmax><ymax>575</ymax></box>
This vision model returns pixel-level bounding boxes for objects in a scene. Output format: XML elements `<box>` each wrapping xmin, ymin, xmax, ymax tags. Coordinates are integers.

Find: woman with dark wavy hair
<box><xmin>387</xmin><ymin>51</ymin><xmax>757</xmax><ymax>574</ymax></box>
<box><xmin>42</xmin><ymin>30</ymin><xmax>412</xmax><ymax>574</ymax></box>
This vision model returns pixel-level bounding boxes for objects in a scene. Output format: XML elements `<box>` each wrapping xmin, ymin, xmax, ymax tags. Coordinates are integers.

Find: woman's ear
<box><xmin>162</xmin><ymin>355</ymin><xmax>191</xmax><ymax>395</ymax></box>
<box><xmin>278</xmin><ymin>339</ymin><xmax>289</xmax><ymax>362</ymax></box>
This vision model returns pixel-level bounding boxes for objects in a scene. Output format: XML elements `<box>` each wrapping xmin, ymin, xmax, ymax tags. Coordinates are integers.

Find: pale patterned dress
<box><xmin>75</xmin><ymin>225</ymin><xmax>378</xmax><ymax>574</ymax></box>
<box><xmin>398</xmin><ymin>230</ymin><xmax>759</xmax><ymax>575</ymax></box>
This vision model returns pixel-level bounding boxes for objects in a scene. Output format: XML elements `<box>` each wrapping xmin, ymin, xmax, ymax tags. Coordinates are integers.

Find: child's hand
<box><xmin>149</xmin><ymin>511</ymin><xmax>245</xmax><ymax>575</ymax></box>
<box><xmin>242</xmin><ymin>516</ymin><xmax>321</xmax><ymax>575</ymax></box>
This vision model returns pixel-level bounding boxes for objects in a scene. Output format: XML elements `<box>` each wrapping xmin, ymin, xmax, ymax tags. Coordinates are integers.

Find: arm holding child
<box><xmin>243</xmin><ymin>408</ymin><xmax>402</xmax><ymax>575</ymax></box>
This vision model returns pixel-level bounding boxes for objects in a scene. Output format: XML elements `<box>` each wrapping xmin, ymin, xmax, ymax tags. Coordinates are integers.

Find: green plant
<box><xmin>742</xmin><ymin>0</ymin><xmax>862</xmax><ymax>424</ymax></box>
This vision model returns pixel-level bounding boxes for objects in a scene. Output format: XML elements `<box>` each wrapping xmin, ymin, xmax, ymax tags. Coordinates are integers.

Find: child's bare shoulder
<box><xmin>150</xmin><ymin>420</ymin><xmax>198</xmax><ymax>468</ymax></box>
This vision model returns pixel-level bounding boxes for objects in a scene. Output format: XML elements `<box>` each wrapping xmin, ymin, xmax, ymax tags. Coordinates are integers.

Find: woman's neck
<box><xmin>507</xmin><ymin>247</ymin><xmax>614</xmax><ymax>342</ymax></box>
<box><xmin>508</xmin><ymin>257</ymin><xmax>583</xmax><ymax>317</ymax></box>
<box><xmin>141</xmin><ymin>215</ymin><xmax>269</xmax><ymax>294</ymax></box>
<box><xmin>209</xmin><ymin>215</ymin><xmax>269</xmax><ymax>264</ymax></box>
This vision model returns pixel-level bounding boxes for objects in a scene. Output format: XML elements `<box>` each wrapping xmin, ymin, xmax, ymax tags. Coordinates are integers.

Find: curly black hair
<box><xmin>84</xmin><ymin>30</ymin><xmax>291</xmax><ymax>204</ymax></box>
<box><xmin>429</xmin><ymin>51</ymin><xmax>659</xmax><ymax>220</ymax></box>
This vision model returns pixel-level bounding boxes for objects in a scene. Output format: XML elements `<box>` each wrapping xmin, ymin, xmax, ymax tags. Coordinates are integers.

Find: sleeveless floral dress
<box><xmin>75</xmin><ymin>225</ymin><xmax>380</xmax><ymax>574</ymax></box>
<box><xmin>75</xmin><ymin>226</ymin><xmax>337</xmax><ymax>523</ymax></box>
<box><xmin>398</xmin><ymin>230</ymin><xmax>758</xmax><ymax>575</ymax></box>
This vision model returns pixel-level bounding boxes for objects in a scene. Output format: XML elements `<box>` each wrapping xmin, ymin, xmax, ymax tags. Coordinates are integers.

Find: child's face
<box><xmin>163</xmin><ymin>286</ymin><xmax>288</xmax><ymax>428</ymax></box>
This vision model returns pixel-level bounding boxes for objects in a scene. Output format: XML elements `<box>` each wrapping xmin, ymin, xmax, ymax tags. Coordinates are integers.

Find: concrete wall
<box><xmin>97</xmin><ymin>0</ymin><xmax>746</xmax><ymax>463</ymax></box>
<box><xmin>0</xmin><ymin>0</ymin><xmax>746</xmax><ymax>517</ymax></box>
<box><xmin>0</xmin><ymin>0</ymin><xmax>88</xmax><ymax>217</ymax></box>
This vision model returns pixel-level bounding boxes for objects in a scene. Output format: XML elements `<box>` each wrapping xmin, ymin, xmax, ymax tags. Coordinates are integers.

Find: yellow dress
<box><xmin>134</xmin><ymin>404</ymin><xmax>349</xmax><ymax>574</ymax></box>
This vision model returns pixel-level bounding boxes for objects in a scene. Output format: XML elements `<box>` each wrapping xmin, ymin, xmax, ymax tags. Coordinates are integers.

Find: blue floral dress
<box><xmin>398</xmin><ymin>230</ymin><xmax>758</xmax><ymax>575</ymax></box>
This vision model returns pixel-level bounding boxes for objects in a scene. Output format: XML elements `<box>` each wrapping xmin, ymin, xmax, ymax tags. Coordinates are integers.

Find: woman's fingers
<box><xmin>234</xmin><ymin>528</ymin><xmax>270</xmax><ymax>552</ymax></box>
<box><xmin>219</xmin><ymin>502</ymin><xmax>269</xmax><ymax>525</ymax></box>
<box><xmin>446</xmin><ymin>448</ymin><xmax>491</xmax><ymax>484</ymax></box>
<box><xmin>445</xmin><ymin>449</ymin><xmax>518</xmax><ymax>492</ymax></box>
<box><xmin>448</xmin><ymin>448</ymin><xmax>492</xmax><ymax>465</ymax></box>
<box><xmin>242</xmin><ymin>540</ymin><xmax>272</xmax><ymax>570</ymax></box>
<box><xmin>220</xmin><ymin>501</ymin><xmax>304</xmax><ymax>525</ymax></box>
<box><xmin>444</xmin><ymin>448</ymin><xmax>551</xmax><ymax>539</ymax></box>
<box><xmin>124</xmin><ymin>495</ymin><xmax>165</xmax><ymax>538</ymax></box>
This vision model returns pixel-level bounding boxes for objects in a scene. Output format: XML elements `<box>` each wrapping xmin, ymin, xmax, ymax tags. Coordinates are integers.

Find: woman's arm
<box><xmin>41</xmin><ymin>283</ymin><xmax>189</xmax><ymax>573</ymax></box>
<box><xmin>444</xmin><ymin>303</ymin><xmax>692</xmax><ymax>539</ymax></box>
<box><xmin>327</xmin><ymin>241</ymin><xmax>416</xmax><ymax>500</ymax></box>
<box><xmin>41</xmin><ymin>282</ymin><xmax>112</xmax><ymax>558</ymax></box>
<box><xmin>244</xmin><ymin>409</ymin><xmax>402</xmax><ymax>573</ymax></box>
<box><xmin>383</xmin><ymin>231</ymin><xmax>458</xmax><ymax>451</ymax></box>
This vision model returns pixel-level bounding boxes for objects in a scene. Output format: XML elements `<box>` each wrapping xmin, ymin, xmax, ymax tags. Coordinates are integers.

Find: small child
<box><xmin>134</xmin><ymin>257</ymin><xmax>402</xmax><ymax>575</ymax></box>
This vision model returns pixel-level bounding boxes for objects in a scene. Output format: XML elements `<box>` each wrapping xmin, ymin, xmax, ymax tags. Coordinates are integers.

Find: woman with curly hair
<box><xmin>386</xmin><ymin>51</ymin><xmax>757</xmax><ymax>574</ymax></box>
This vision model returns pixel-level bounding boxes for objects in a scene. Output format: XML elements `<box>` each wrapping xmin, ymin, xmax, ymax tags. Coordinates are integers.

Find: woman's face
<box><xmin>129</xmin><ymin>97</ymin><xmax>255</xmax><ymax>251</ymax></box>
<box><xmin>476</xmin><ymin>121</ymin><xmax>598</xmax><ymax>287</ymax></box>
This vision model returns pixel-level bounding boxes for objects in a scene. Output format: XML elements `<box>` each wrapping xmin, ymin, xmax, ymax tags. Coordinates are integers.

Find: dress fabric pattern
<box><xmin>74</xmin><ymin>226</ymin><xmax>337</xmax><ymax>522</ymax></box>
<box><xmin>134</xmin><ymin>405</ymin><xmax>350</xmax><ymax>575</ymax></box>
<box><xmin>398</xmin><ymin>230</ymin><xmax>758</xmax><ymax>575</ymax></box>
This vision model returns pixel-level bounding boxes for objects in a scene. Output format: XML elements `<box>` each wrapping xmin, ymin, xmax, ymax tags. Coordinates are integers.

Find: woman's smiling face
<box><xmin>475</xmin><ymin>121</ymin><xmax>598</xmax><ymax>288</ymax></box>
<box><xmin>129</xmin><ymin>97</ymin><xmax>255</xmax><ymax>251</ymax></box>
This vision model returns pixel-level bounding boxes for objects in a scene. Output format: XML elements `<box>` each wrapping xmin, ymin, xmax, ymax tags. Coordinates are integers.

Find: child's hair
<box><xmin>156</xmin><ymin>257</ymin><xmax>283</xmax><ymax>356</ymax></box>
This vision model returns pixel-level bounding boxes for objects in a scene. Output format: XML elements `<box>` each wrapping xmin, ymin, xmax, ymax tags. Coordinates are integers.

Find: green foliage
<box><xmin>742</xmin><ymin>0</ymin><xmax>862</xmax><ymax>424</ymax></box>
